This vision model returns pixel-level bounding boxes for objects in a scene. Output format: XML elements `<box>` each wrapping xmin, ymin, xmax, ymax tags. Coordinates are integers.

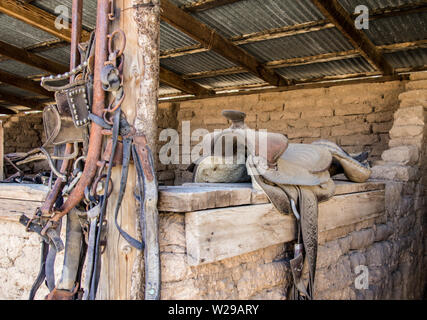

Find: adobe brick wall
<box><xmin>2</xmin><ymin>113</ymin><xmax>44</xmax><ymax>154</ymax></box>
<box><xmin>158</xmin><ymin>81</ymin><xmax>404</xmax><ymax>185</ymax></box>
<box><xmin>155</xmin><ymin>77</ymin><xmax>426</xmax><ymax>300</ymax></box>
<box><xmin>370</xmin><ymin>71</ymin><xmax>427</xmax><ymax>299</ymax></box>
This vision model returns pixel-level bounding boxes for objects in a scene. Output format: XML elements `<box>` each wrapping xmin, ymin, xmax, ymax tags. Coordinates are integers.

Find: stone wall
<box><xmin>156</xmin><ymin>76</ymin><xmax>425</xmax><ymax>300</ymax></box>
<box><xmin>2</xmin><ymin>113</ymin><xmax>44</xmax><ymax>154</ymax></box>
<box><xmin>1</xmin><ymin>76</ymin><xmax>425</xmax><ymax>300</ymax></box>
<box><xmin>370</xmin><ymin>71</ymin><xmax>427</xmax><ymax>299</ymax></box>
<box><xmin>0</xmin><ymin>220</ymin><xmax>64</xmax><ymax>300</ymax></box>
<box><xmin>158</xmin><ymin>81</ymin><xmax>404</xmax><ymax>185</ymax></box>
<box><xmin>159</xmin><ymin>211</ymin><xmax>394</xmax><ymax>300</ymax></box>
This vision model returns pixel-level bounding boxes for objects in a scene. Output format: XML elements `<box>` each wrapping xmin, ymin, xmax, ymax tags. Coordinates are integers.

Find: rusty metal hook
<box><xmin>108</xmin><ymin>29</ymin><xmax>126</xmax><ymax>59</ymax></box>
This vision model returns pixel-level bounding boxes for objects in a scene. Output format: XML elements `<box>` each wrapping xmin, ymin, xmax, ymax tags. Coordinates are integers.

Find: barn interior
<box><xmin>0</xmin><ymin>0</ymin><xmax>426</xmax><ymax>300</ymax></box>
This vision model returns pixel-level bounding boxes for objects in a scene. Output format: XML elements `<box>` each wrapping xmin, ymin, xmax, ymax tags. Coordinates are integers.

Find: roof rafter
<box><xmin>0</xmin><ymin>106</ymin><xmax>17</xmax><ymax>114</ymax></box>
<box><xmin>0</xmin><ymin>0</ymin><xmax>90</xmax><ymax>42</ymax></box>
<box><xmin>161</xmin><ymin>0</ymin><xmax>291</xmax><ymax>87</ymax></box>
<box><xmin>182</xmin><ymin>0</ymin><xmax>242</xmax><ymax>12</ymax></box>
<box><xmin>0</xmin><ymin>40</ymin><xmax>68</xmax><ymax>74</ymax></box>
<box><xmin>181</xmin><ymin>39</ymin><xmax>427</xmax><ymax>80</ymax></box>
<box><xmin>160</xmin><ymin>67</ymin><xmax>215</xmax><ymax>96</ymax></box>
<box><xmin>0</xmin><ymin>90</ymin><xmax>46</xmax><ymax>109</ymax></box>
<box><xmin>161</xmin><ymin>2</ymin><xmax>427</xmax><ymax>59</ymax></box>
<box><xmin>311</xmin><ymin>0</ymin><xmax>394</xmax><ymax>75</ymax></box>
<box><xmin>0</xmin><ymin>70</ymin><xmax>53</xmax><ymax>98</ymax></box>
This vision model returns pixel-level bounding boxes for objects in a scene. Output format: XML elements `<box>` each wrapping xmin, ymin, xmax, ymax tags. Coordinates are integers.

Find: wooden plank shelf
<box><xmin>180</xmin><ymin>181</ymin><xmax>385</xmax><ymax>266</ymax></box>
<box><xmin>0</xmin><ymin>180</ymin><xmax>386</xmax><ymax>267</ymax></box>
<box><xmin>0</xmin><ymin>183</ymin><xmax>48</xmax><ymax>222</ymax></box>
<box><xmin>158</xmin><ymin>180</ymin><xmax>385</xmax><ymax>212</ymax></box>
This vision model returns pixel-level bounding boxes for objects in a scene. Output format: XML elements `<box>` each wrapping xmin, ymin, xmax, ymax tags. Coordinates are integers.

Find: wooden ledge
<box><xmin>180</xmin><ymin>181</ymin><xmax>385</xmax><ymax>266</ymax></box>
<box><xmin>0</xmin><ymin>183</ymin><xmax>49</xmax><ymax>222</ymax></box>
<box><xmin>158</xmin><ymin>180</ymin><xmax>385</xmax><ymax>212</ymax></box>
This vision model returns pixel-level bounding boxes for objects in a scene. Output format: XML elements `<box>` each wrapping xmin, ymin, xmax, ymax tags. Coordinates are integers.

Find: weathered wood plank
<box><xmin>0</xmin><ymin>40</ymin><xmax>68</xmax><ymax>74</ymax></box>
<box><xmin>159</xmin><ymin>181</ymin><xmax>385</xmax><ymax>212</ymax></box>
<box><xmin>0</xmin><ymin>198</ymin><xmax>42</xmax><ymax>222</ymax></box>
<box><xmin>160</xmin><ymin>66</ymin><xmax>215</xmax><ymax>96</ymax></box>
<box><xmin>0</xmin><ymin>183</ymin><xmax>49</xmax><ymax>201</ymax></box>
<box><xmin>185</xmin><ymin>189</ymin><xmax>385</xmax><ymax>265</ymax></box>
<box><xmin>0</xmin><ymin>123</ymin><xmax>3</xmax><ymax>181</ymax></box>
<box><xmin>0</xmin><ymin>70</ymin><xmax>53</xmax><ymax>98</ymax></box>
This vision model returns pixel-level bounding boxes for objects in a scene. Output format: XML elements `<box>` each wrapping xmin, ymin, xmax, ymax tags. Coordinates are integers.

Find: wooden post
<box><xmin>0</xmin><ymin>121</ymin><xmax>3</xmax><ymax>180</ymax></box>
<box><xmin>98</xmin><ymin>0</ymin><xmax>160</xmax><ymax>300</ymax></box>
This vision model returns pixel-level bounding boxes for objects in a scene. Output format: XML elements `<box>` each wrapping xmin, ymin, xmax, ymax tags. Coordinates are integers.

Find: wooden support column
<box><xmin>0</xmin><ymin>120</ymin><xmax>3</xmax><ymax>180</ymax></box>
<box><xmin>99</xmin><ymin>0</ymin><xmax>161</xmax><ymax>300</ymax></box>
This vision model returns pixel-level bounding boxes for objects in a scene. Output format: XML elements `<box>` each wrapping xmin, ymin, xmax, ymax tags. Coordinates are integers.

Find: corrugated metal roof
<box><xmin>0</xmin><ymin>85</ymin><xmax>39</xmax><ymax>98</ymax></box>
<box><xmin>385</xmin><ymin>47</ymin><xmax>427</xmax><ymax>68</ymax></box>
<box><xmin>0</xmin><ymin>60</ymin><xmax>44</xmax><ymax>78</ymax></box>
<box><xmin>194</xmin><ymin>72</ymin><xmax>267</xmax><ymax>89</ymax></box>
<box><xmin>339</xmin><ymin>0</ymin><xmax>422</xmax><ymax>12</ymax></box>
<box><xmin>275</xmin><ymin>57</ymin><xmax>375</xmax><ymax>81</ymax></box>
<box><xmin>0</xmin><ymin>14</ymin><xmax>57</xmax><ymax>47</ymax></box>
<box><xmin>159</xmin><ymin>84</ymin><xmax>182</xmax><ymax>96</ymax></box>
<box><xmin>364</xmin><ymin>12</ymin><xmax>427</xmax><ymax>45</ymax></box>
<box><xmin>32</xmin><ymin>0</ymin><xmax>97</xmax><ymax>30</ymax></box>
<box><xmin>240</xmin><ymin>28</ymin><xmax>354</xmax><ymax>63</ymax></box>
<box><xmin>0</xmin><ymin>0</ymin><xmax>426</xmax><ymax>103</ymax></box>
<box><xmin>160</xmin><ymin>22</ymin><xmax>200</xmax><ymax>52</ymax></box>
<box><xmin>188</xmin><ymin>0</ymin><xmax>325</xmax><ymax>39</ymax></box>
<box><xmin>37</xmin><ymin>46</ymin><xmax>72</xmax><ymax>65</ymax></box>
<box><xmin>161</xmin><ymin>51</ymin><xmax>237</xmax><ymax>75</ymax></box>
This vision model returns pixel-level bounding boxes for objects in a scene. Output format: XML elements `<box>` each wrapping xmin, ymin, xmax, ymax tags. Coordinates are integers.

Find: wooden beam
<box><xmin>160</xmin><ymin>67</ymin><xmax>215</xmax><ymax>95</ymax></box>
<box><xmin>161</xmin><ymin>2</ymin><xmax>427</xmax><ymax>59</ymax></box>
<box><xmin>181</xmin><ymin>39</ymin><xmax>427</xmax><ymax>80</ymax></box>
<box><xmin>0</xmin><ymin>0</ymin><xmax>90</xmax><ymax>42</ymax></box>
<box><xmin>182</xmin><ymin>0</ymin><xmax>242</xmax><ymax>12</ymax></box>
<box><xmin>311</xmin><ymin>0</ymin><xmax>394</xmax><ymax>75</ymax></box>
<box><xmin>0</xmin><ymin>40</ymin><xmax>68</xmax><ymax>74</ymax></box>
<box><xmin>161</xmin><ymin>0</ymin><xmax>291</xmax><ymax>87</ymax></box>
<box><xmin>159</xmin><ymin>73</ymin><xmax>410</xmax><ymax>102</ymax></box>
<box><xmin>0</xmin><ymin>70</ymin><xmax>53</xmax><ymax>98</ymax></box>
<box><xmin>25</xmin><ymin>39</ymin><xmax>68</xmax><ymax>54</ymax></box>
<box><xmin>0</xmin><ymin>90</ymin><xmax>46</xmax><ymax>109</ymax></box>
<box><xmin>160</xmin><ymin>20</ymin><xmax>334</xmax><ymax>59</ymax></box>
<box><xmin>0</xmin><ymin>106</ymin><xmax>17</xmax><ymax>114</ymax></box>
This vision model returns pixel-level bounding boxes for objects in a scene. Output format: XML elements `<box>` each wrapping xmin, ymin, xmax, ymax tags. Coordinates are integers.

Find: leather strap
<box><xmin>114</xmin><ymin>136</ymin><xmax>144</xmax><ymax>250</ymax></box>
<box><xmin>29</xmin><ymin>241</ymin><xmax>49</xmax><ymax>300</ymax></box>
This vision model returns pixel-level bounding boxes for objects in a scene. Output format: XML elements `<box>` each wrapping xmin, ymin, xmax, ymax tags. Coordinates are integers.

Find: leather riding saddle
<box><xmin>191</xmin><ymin>110</ymin><xmax>371</xmax><ymax>299</ymax></box>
